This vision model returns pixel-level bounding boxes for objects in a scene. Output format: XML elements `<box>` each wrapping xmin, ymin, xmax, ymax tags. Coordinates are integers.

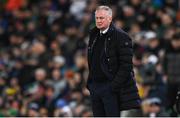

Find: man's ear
<box><xmin>108</xmin><ymin>17</ymin><xmax>112</xmax><ymax>23</ymax></box>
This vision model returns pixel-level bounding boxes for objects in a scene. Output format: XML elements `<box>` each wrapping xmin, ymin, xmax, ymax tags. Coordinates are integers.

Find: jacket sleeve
<box><xmin>111</xmin><ymin>32</ymin><xmax>134</xmax><ymax>92</ymax></box>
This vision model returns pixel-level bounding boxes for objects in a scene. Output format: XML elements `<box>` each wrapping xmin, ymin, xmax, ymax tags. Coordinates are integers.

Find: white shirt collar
<box><xmin>100</xmin><ymin>27</ymin><xmax>109</xmax><ymax>34</ymax></box>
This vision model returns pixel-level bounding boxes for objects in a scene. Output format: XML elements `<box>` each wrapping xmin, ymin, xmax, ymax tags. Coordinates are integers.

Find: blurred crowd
<box><xmin>0</xmin><ymin>0</ymin><xmax>180</xmax><ymax>117</ymax></box>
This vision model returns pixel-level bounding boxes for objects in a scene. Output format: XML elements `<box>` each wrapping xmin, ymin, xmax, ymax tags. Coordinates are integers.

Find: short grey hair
<box><xmin>95</xmin><ymin>5</ymin><xmax>112</xmax><ymax>17</ymax></box>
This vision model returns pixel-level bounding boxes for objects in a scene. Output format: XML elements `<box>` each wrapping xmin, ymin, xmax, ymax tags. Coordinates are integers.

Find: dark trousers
<box><xmin>88</xmin><ymin>80</ymin><xmax>120</xmax><ymax>117</ymax></box>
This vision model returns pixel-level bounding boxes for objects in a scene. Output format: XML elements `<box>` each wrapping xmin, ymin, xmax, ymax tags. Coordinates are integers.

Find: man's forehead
<box><xmin>95</xmin><ymin>10</ymin><xmax>109</xmax><ymax>16</ymax></box>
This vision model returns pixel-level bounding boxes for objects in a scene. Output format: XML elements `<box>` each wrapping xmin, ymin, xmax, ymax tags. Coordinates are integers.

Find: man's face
<box><xmin>95</xmin><ymin>10</ymin><xmax>112</xmax><ymax>30</ymax></box>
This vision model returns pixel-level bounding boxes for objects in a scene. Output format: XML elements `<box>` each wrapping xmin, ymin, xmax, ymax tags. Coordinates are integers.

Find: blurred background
<box><xmin>0</xmin><ymin>0</ymin><xmax>180</xmax><ymax>117</ymax></box>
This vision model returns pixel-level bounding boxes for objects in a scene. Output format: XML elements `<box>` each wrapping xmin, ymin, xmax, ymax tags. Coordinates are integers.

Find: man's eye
<box><xmin>96</xmin><ymin>17</ymin><xmax>105</xmax><ymax>20</ymax></box>
<box><xmin>98</xmin><ymin>17</ymin><xmax>104</xmax><ymax>20</ymax></box>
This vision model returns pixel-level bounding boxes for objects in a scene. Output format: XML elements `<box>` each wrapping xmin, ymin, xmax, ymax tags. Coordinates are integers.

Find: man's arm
<box><xmin>111</xmin><ymin>32</ymin><xmax>134</xmax><ymax>92</ymax></box>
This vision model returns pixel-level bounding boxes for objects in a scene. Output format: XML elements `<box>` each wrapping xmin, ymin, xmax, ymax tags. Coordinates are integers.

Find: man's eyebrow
<box><xmin>96</xmin><ymin>16</ymin><xmax>105</xmax><ymax>18</ymax></box>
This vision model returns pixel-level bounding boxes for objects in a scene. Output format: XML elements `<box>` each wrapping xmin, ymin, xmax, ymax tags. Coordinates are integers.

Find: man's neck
<box><xmin>100</xmin><ymin>27</ymin><xmax>109</xmax><ymax>34</ymax></box>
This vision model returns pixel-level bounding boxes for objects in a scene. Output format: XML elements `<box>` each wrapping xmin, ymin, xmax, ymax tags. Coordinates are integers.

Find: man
<box><xmin>87</xmin><ymin>5</ymin><xmax>141</xmax><ymax>116</ymax></box>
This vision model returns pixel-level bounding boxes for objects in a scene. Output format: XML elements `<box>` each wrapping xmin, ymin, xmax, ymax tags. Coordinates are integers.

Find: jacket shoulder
<box><xmin>89</xmin><ymin>27</ymin><xmax>99</xmax><ymax>35</ymax></box>
<box><xmin>115</xmin><ymin>27</ymin><xmax>129</xmax><ymax>37</ymax></box>
<box><xmin>114</xmin><ymin>28</ymin><xmax>132</xmax><ymax>42</ymax></box>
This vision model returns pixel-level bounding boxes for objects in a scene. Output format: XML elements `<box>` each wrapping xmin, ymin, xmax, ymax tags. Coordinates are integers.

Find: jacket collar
<box><xmin>100</xmin><ymin>27</ymin><xmax>109</xmax><ymax>34</ymax></box>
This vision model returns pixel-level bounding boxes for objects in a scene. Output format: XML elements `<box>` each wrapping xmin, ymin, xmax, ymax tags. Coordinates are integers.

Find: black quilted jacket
<box><xmin>87</xmin><ymin>24</ymin><xmax>141</xmax><ymax>110</ymax></box>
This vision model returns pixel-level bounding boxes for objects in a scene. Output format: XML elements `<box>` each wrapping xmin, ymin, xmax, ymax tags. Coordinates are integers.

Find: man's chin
<box><xmin>97</xmin><ymin>26</ymin><xmax>103</xmax><ymax>30</ymax></box>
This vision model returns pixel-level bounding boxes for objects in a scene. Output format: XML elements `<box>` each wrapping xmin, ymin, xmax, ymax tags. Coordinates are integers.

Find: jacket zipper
<box><xmin>104</xmin><ymin>37</ymin><xmax>107</xmax><ymax>55</ymax></box>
